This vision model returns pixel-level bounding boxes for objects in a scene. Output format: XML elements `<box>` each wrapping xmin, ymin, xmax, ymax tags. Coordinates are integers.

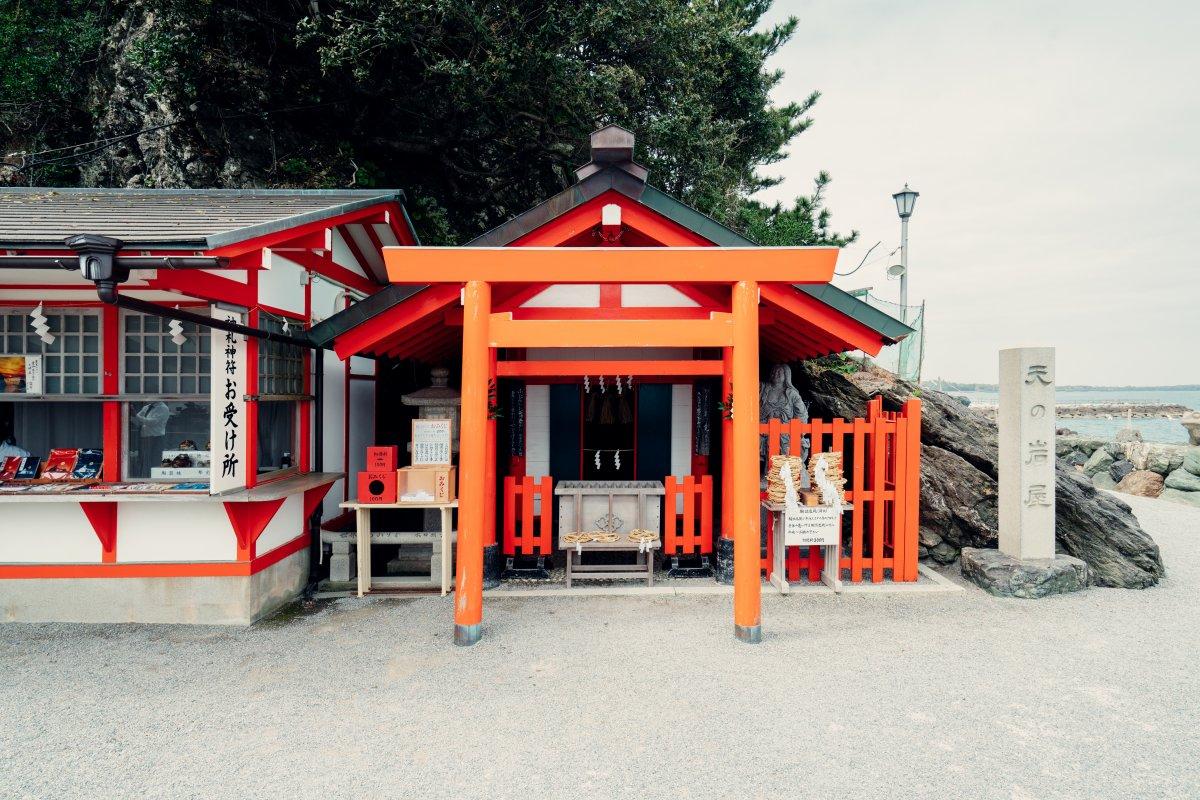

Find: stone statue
<box><xmin>759</xmin><ymin>363</ymin><xmax>810</xmax><ymax>487</ymax></box>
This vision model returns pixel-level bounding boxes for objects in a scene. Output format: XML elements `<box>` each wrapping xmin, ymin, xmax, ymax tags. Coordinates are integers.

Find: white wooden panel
<box><xmin>202</xmin><ymin>268</ymin><xmax>249</xmax><ymax>283</ymax></box>
<box><xmin>260</xmin><ymin>253</ymin><xmax>306</xmax><ymax>315</ymax></box>
<box><xmin>524</xmin><ymin>384</ymin><xmax>550</xmax><ymax>481</ymax></box>
<box><xmin>670</xmin><ymin>384</ymin><xmax>693</xmax><ymax>488</ymax></box>
<box><xmin>330</xmin><ymin>227</ymin><xmax>369</xmax><ymax>279</ymax></box>
<box><xmin>0</xmin><ymin>504</ymin><xmax>100</xmax><ymax>563</ymax></box>
<box><xmin>373</xmin><ymin>223</ymin><xmax>400</xmax><ymax>247</ymax></box>
<box><xmin>310</xmin><ymin>275</ymin><xmax>345</xmax><ymax>323</ymax></box>
<box><xmin>621</xmin><ymin>284</ymin><xmax>700</xmax><ymax>307</ymax></box>
<box><xmin>521</xmin><ymin>284</ymin><xmax>600</xmax><ymax>307</ymax></box>
<box><xmin>346</xmin><ymin>224</ymin><xmax>386</xmax><ymax>276</ymax></box>
<box><xmin>117</xmin><ymin>502</ymin><xmax>236</xmax><ymax>562</ymax></box>
<box><xmin>350</xmin><ymin>356</ymin><xmax>375</xmax><ymax>376</ymax></box>
<box><xmin>255</xmin><ymin>494</ymin><xmax>304</xmax><ymax>557</ymax></box>
<box><xmin>322</xmin><ymin>352</ymin><xmax>348</xmax><ymax>516</ymax></box>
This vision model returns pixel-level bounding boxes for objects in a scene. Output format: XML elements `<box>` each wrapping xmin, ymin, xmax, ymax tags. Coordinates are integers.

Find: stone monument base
<box><xmin>960</xmin><ymin>547</ymin><xmax>1089</xmax><ymax>598</ymax></box>
<box><xmin>714</xmin><ymin>537</ymin><xmax>734</xmax><ymax>584</ymax></box>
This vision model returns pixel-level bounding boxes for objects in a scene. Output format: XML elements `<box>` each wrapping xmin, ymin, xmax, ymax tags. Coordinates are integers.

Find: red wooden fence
<box><xmin>760</xmin><ymin>397</ymin><xmax>921</xmax><ymax>583</ymax></box>
<box><xmin>663</xmin><ymin>475</ymin><xmax>713</xmax><ymax>556</ymax></box>
<box><xmin>502</xmin><ymin>475</ymin><xmax>554</xmax><ymax>557</ymax></box>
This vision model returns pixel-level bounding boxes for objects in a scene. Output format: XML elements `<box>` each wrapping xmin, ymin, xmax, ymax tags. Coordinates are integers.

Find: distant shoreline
<box><xmin>934</xmin><ymin>383</ymin><xmax>1200</xmax><ymax>392</ymax></box>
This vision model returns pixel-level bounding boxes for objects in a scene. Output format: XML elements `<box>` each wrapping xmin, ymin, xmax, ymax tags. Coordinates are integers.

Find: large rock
<box><xmin>1083</xmin><ymin>448</ymin><xmax>1115</xmax><ymax>477</ymax></box>
<box><xmin>1183</xmin><ymin>448</ymin><xmax>1200</xmax><ymax>477</ymax></box>
<box><xmin>798</xmin><ymin>363</ymin><xmax>1164</xmax><ymax>588</ymax></box>
<box><xmin>1161</xmin><ymin>488</ymin><xmax>1200</xmax><ymax>509</ymax></box>
<box><xmin>1092</xmin><ymin>471</ymin><xmax>1117</xmax><ymax>491</ymax></box>
<box><xmin>1109</xmin><ymin>459</ymin><xmax>1136</xmax><ymax>483</ymax></box>
<box><xmin>960</xmin><ymin>547</ymin><xmax>1089</xmax><ymax>598</ymax></box>
<box><xmin>1056</xmin><ymin>437</ymin><xmax>1107</xmax><ymax>458</ymax></box>
<box><xmin>1114</xmin><ymin>470</ymin><xmax>1164</xmax><ymax>498</ymax></box>
<box><xmin>1164</xmin><ymin>468</ymin><xmax>1200</xmax><ymax>492</ymax></box>
<box><xmin>1061</xmin><ymin>451</ymin><xmax>1087</xmax><ymax>469</ymax></box>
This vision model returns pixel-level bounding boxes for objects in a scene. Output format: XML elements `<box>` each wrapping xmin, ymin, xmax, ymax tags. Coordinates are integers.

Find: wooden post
<box><xmin>485</xmin><ymin>348</ymin><xmax>497</xmax><ymax>547</ymax></box>
<box><xmin>455</xmin><ymin>280</ymin><xmax>490</xmax><ymax>646</ymax></box>
<box><xmin>721</xmin><ymin>346</ymin><xmax>733</xmax><ymax>540</ymax></box>
<box><xmin>731</xmin><ymin>281</ymin><xmax>761</xmax><ymax>643</ymax></box>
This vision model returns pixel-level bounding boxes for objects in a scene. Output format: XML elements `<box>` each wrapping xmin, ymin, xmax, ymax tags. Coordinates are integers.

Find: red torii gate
<box><xmin>382</xmin><ymin>245</ymin><xmax>840</xmax><ymax>645</ymax></box>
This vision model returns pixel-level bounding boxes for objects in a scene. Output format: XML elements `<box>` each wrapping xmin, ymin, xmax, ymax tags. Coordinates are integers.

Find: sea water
<box><xmin>946</xmin><ymin>388</ymin><xmax>1199</xmax><ymax>445</ymax></box>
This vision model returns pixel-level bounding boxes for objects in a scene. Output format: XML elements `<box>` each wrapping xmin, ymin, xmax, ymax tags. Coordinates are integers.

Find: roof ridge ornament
<box><xmin>574</xmin><ymin>124</ymin><xmax>648</xmax><ymax>185</ymax></box>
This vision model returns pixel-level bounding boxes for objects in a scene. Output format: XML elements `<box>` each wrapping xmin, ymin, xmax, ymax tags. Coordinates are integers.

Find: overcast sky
<box><xmin>758</xmin><ymin>1</ymin><xmax>1198</xmax><ymax>385</ymax></box>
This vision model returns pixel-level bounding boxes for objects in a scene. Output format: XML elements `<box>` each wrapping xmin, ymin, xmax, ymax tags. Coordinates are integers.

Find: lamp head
<box><xmin>892</xmin><ymin>184</ymin><xmax>919</xmax><ymax>219</ymax></box>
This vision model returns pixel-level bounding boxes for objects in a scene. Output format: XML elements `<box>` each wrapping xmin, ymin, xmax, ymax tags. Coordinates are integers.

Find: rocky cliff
<box><xmin>795</xmin><ymin>362</ymin><xmax>1164</xmax><ymax>588</ymax></box>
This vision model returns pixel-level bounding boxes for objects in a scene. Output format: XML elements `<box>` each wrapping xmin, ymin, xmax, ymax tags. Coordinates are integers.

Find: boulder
<box><xmin>1115</xmin><ymin>427</ymin><xmax>1143</xmax><ymax>444</ymax></box>
<box><xmin>1092</xmin><ymin>471</ymin><xmax>1117</xmax><ymax>491</ymax></box>
<box><xmin>1182</xmin><ymin>410</ymin><xmax>1200</xmax><ymax>446</ymax></box>
<box><xmin>1056</xmin><ymin>437</ymin><xmax>1107</xmax><ymax>458</ymax></box>
<box><xmin>1108</xmin><ymin>459</ymin><xmax>1136</xmax><ymax>483</ymax></box>
<box><xmin>1169</xmin><ymin>449</ymin><xmax>1186</xmax><ymax>472</ymax></box>
<box><xmin>1083</xmin><ymin>448</ymin><xmax>1114</xmax><ymax>477</ymax></box>
<box><xmin>1183</xmin><ymin>447</ymin><xmax>1200</xmax><ymax>477</ymax></box>
<box><xmin>1164</xmin><ymin>468</ymin><xmax>1200</xmax><ymax>492</ymax></box>
<box><xmin>1161</xmin><ymin>488</ymin><xmax>1200</xmax><ymax>509</ymax></box>
<box><xmin>1104</xmin><ymin>441</ymin><xmax>1126</xmax><ymax>458</ymax></box>
<box><xmin>1061</xmin><ymin>451</ymin><xmax>1087</xmax><ymax>469</ymax></box>
<box><xmin>1145</xmin><ymin>449</ymin><xmax>1174</xmax><ymax>476</ymax></box>
<box><xmin>798</xmin><ymin>363</ymin><xmax>1164</xmax><ymax>589</ymax></box>
<box><xmin>960</xmin><ymin>547</ymin><xmax>1089</xmax><ymax>598</ymax></box>
<box><xmin>1114</xmin><ymin>470</ymin><xmax>1164</xmax><ymax>498</ymax></box>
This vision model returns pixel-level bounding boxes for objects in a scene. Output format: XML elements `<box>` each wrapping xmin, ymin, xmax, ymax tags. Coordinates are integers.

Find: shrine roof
<box><xmin>0</xmin><ymin>187</ymin><xmax>411</xmax><ymax>250</ymax></box>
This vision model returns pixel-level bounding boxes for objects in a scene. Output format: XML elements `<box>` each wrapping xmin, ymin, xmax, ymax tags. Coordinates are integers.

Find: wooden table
<box><xmin>339</xmin><ymin>500</ymin><xmax>458</xmax><ymax>597</ymax></box>
<box><xmin>555</xmin><ymin>480</ymin><xmax>665</xmax><ymax>588</ymax></box>
<box><xmin>762</xmin><ymin>499</ymin><xmax>851</xmax><ymax>595</ymax></box>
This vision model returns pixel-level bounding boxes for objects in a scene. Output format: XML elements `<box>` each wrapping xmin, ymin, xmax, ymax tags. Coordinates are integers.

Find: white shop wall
<box><xmin>524</xmin><ymin>385</ymin><xmax>551</xmax><ymax>481</ymax></box>
<box><xmin>0</xmin><ymin>504</ymin><xmax>101</xmax><ymax>563</ymax></box>
<box><xmin>320</xmin><ymin>352</ymin><xmax>347</xmax><ymax>517</ymax></box>
<box><xmin>259</xmin><ymin>253</ymin><xmax>307</xmax><ymax>315</ymax></box>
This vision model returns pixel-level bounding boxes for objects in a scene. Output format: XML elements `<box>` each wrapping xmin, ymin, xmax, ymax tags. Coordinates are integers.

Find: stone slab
<box><xmin>960</xmin><ymin>547</ymin><xmax>1089</xmax><ymax>599</ymax></box>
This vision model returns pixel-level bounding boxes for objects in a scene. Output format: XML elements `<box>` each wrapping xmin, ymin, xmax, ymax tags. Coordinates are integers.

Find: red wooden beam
<box><xmin>273</xmin><ymin>248</ymin><xmax>378</xmax><ymax>297</ymax></box>
<box><xmin>332</xmin><ymin>283</ymin><xmax>461</xmax><ymax>359</ymax></box>
<box><xmin>488</xmin><ymin>313</ymin><xmax>735</xmax><ymax>348</ymax></box>
<box><xmin>224</xmin><ymin>497</ymin><xmax>286</xmax><ymax>560</ymax></box>
<box><xmin>80</xmin><ymin>502</ymin><xmax>118</xmax><ymax>563</ymax></box>
<box><xmin>760</xmin><ymin>283</ymin><xmax>888</xmax><ymax>356</ymax></box>
<box><xmin>496</xmin><ymin>360</ymin><xmax>723</xmax><ymax>377</ymax></box>
<box><xmin>337</xmin><ymin>224</ymin><xmax>383</xmax><ymax>284</ymax></box>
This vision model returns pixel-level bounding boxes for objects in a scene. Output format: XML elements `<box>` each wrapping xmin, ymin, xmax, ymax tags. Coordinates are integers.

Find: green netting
<box><xmin>856</xmin><ymin>293</ymin><xmax>925</xmax><ymax>381</ymax></box>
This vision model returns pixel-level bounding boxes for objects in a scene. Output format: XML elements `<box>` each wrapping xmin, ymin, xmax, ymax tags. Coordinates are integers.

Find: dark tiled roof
<box><xmin>0</xmin><ymin>187</ymin><xmax>405</xmax><ymax>249</ymax></box>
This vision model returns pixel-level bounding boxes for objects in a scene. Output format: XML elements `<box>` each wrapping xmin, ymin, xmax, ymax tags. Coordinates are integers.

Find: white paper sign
<box><xmin>210</xmin><ymin>308</ymin><xmax>247</xmax><ymax>493</ymax></box>
<box><xmin>411</xmin><ymin>418</ymin><xmax>452</xmax><ymax>465</ymax></box>
<box><xmin>0</xmin><ymin>355</ymin><xmax>42</xmax><ymax>395</ymax></box>
<box><xmin>782</xmin><ymin>505</ymin><xmax>841</xmax><ymax>547</ymax></box>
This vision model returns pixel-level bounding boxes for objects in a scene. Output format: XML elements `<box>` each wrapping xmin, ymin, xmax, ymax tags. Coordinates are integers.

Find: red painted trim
<box><xmin>343</xmin><ymin>352</ymin><xmax>350</xmax><ymax>502</ymax></box>
<box><xmin>79</xmin><ymin>502</ymin><xmax>118</xmax><ymax>563</ymax></box>
<box><xmin>493</xmin><ymin>283</ymin><xmax>551</xmax><ymax>311</ymax></box>
<box><xmin>332</xmin><ymin>283</ymin><xmax>460</xmax><ymax>359</ymax></box>
<box><xmin>509</xmin><ymin>306</ymin><xmax>713</xmax><ymax>321</ymax></box>
<box><xmin>224</xmin><ymin>497</ymin><xmax>286</xmax><ymax>560</ymax></box>
<box><xmin>0</xmin><ymin>534</ymin><xmax>309</xmax><ymax>580</ymax></box>
<box><xmin>101</xmin><ymin>304</ymin><xmax>121</xmax><ymax>482</ymax></box>
<box><xmin>207</xmin><ymin>204</ymin><xmax>394</xmax><ymax>258</ymax></box>
<box><xmin>599</xmin><ymin>283</ymin><xmax>621</xmax><ymax>307</ymax></box>
<box><xmin>760</xmin><ymin>283</ymin><xmax>888</xmax><ymax>356</ymax></box>
<box><xmin>272</xmin><ymin>249</ymin><xmax>379</xmax><ymax>297</ymax></box>
<box><xmin>497</xmin><ymin>360</ymin><xmax>723</xmax><ymax>377</ymax></box>
<box><xmin>146</xmin><ymin>269</ymin><xmax>254</xmax><ymax>307</ymax></box>
<box><xmin>249</xmin><ymin>532</ymin><xmax>309</xmax><ymax>573</ymax></box>
<box><xmin>511</xmin><ymin>192</ymin><xmax>714</xmax><ymax>248</ymax></box>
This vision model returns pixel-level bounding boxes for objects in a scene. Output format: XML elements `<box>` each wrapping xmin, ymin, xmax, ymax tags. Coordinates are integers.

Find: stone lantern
<box><xmin>400</xmin><ymin>366</ymin><xmax>461</xmax><ymax>455</ymax></box>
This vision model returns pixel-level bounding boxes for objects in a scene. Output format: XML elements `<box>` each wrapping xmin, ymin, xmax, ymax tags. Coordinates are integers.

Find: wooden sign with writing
<box><xmin>411</xmin><ymin>419</ymin><xmax>452</xmax><ymax>466</ymax></box>
<box><xmin>782</xmin><ymin>505</ymin><xmax>841</xmax><ymax>547</ymax></box>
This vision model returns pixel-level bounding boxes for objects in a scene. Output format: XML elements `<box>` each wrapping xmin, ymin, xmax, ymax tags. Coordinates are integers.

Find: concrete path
<box><xmin>2</xmin><ymin>493</ymin><xmax>1197</xmax><ymax>799</ymax></box>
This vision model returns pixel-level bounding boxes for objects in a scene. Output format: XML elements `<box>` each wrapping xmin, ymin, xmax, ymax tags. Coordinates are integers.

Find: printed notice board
<box><xmin>411</xmin><ymin>419</ymin><xmax>452</xmax><ymax>465</ymax></box>
<box><xmin>782</xmin><ymin>505</ymin><xmax>841</xmax><ymax>547</ymax></box>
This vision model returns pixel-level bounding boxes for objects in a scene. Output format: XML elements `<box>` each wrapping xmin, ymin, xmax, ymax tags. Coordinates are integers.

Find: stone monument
<box><xmin>961</xmin><ymin>347</ymin><xmax>1089</xmax><ymax>597</ymax></box>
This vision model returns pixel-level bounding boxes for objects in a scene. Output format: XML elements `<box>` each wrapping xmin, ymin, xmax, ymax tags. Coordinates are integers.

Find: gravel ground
<box><xmin>3</xmin><ymin>493</ymin><xmax>1198</xmax><ymax>800</ymax></box>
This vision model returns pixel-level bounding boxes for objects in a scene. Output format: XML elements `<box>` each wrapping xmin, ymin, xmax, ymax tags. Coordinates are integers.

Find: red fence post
<box><xmin>904</xmin><ymin>398</ymin><xmax>922</xmax><ymax>581</ymax></box>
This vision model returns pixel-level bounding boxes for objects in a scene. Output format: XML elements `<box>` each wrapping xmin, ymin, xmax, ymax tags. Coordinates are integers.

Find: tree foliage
<box><xmin>0</xmin><ymin>0</ymin><xmax>851</xmax><ymax>246</ymax></box>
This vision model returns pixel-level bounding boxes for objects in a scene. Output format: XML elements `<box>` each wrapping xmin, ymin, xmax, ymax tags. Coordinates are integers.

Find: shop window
<box><xmin>0</xmin><ymin>401</ymin><xmax>103</xmax><ymax>463</ymax></box>
<box><xmin>0</xmin><ymin>308</ymin><xmax>102</xmax><ymax>395</ymax></box>
<box><xmin>122</xmin><ymin>311</ymin><xmax>211</xmax><ymax>395</ymax></box>
<box><xmin>257</xmin><ymin>317</ymin><xmax>304</xmax><ymax>396</ymax></box>
<box><xmin>125</xmin><ymin>400</ymin><xmax>211</xmax><ymax>480</ymax></box>
<box><xmin>256</xmin><ymin>400</ymin><xmax>296</xmax><ymax>475</ymax></box>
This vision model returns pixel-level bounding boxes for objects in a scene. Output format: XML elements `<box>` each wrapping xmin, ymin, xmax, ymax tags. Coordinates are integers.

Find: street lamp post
<box><xmin>892</xmin><ymin>184</ymin><xmax>919</xmax><ymax>323</ymax></box>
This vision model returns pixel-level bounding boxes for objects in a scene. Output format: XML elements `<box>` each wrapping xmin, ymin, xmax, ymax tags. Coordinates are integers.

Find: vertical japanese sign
<box><xmin>411</xmin><ymin>418</ymin><xmax>452</xmax><ymax>465</ymax></box>
<box><xmin>999</xmin><ymin>347</ymin><xmax>1056</xmax><ymax>559</ymax></box>
<box><xmin>210</xmin><ymin>308</ymin><xmax>247</xmax><ymax>493</ymax></box>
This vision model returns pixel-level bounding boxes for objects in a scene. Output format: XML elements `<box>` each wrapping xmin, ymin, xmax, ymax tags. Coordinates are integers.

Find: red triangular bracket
<box><xmin>302</xmin><ymin>481</ymin><xmax>336</xmax><ymax>521</ymax></box>
<box><xmin>224</xmin><ymin>498</ymin><xmax>286</xmax><ymax>560</ymax></box>
<box><xmin>80</xmin><ymin>502</ymin><xmax>118</xmax><ymax>563</ymax></box>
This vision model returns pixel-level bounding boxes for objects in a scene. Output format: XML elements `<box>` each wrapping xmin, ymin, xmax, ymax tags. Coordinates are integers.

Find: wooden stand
<box><xmin>762</xmin><ymin>499</ymin><xmax>849</xmax><ymax>594</ymax></box>
<box><xmin>340</xmin><ymin>500</ymin><xmax>458</xmax><ymax>596</ymax></box>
